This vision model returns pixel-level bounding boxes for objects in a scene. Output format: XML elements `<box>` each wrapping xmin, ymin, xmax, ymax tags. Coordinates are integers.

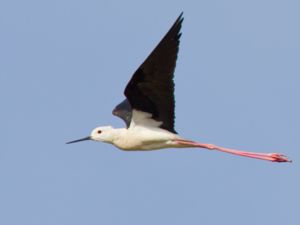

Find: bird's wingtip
<box><xmin>178</xmin><ymin>12</ymin><xmax>184</xmax><ymax>21</ymax></box>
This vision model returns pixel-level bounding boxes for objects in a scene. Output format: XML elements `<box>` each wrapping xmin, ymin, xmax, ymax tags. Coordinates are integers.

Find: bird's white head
<box><xmin>66</xmin><ymin>126</ymin><xmax>115</xmax><ymax>144</ymax></box>
<box><xmin>90</xmin><ymin>126</ymin><xmax>114</xmax><ymax>142</ymax></box>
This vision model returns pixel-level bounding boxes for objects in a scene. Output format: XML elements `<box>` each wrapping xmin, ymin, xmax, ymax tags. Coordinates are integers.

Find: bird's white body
<box><xmin>91</xmin><ymin>111</ymin><xmax>188</xmax><ymax>150</ymax></box>
<box><xmin>93</xmin><ymin>127</ymin><xmax>180</xmax><ymax>150</ymax></box>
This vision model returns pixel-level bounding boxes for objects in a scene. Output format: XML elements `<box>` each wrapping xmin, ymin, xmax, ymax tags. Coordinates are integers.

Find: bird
<box><xmin>67</xmin><ymin>13</ymin><xmax>291</xmax><ymax>163</ymax></box>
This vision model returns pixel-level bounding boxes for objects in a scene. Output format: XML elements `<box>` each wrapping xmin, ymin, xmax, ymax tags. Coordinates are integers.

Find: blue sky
<box><xmin>1</xmin><ymin>0</ymin><xmax>299</xmax><ymax>224</ymax></box>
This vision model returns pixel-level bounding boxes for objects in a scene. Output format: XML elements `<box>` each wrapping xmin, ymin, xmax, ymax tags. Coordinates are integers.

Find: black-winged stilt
<box><xmin>67</xmin><ymin>13</ymin><xmax>291</xmax><ymax>163</ymax></box>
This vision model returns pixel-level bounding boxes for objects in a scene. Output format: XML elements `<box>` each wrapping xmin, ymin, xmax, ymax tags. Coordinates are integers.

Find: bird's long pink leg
<box><xmin>175</xmin><ymin>140</ymin><xmax>291</xmax><ymax>163</ymax></box>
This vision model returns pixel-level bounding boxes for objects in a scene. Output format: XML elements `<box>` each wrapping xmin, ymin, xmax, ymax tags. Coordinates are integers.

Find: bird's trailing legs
<box><xmin>175</xmin><ymin>140</ymin><xmax>291</xmax><ymax>163</ymax></box>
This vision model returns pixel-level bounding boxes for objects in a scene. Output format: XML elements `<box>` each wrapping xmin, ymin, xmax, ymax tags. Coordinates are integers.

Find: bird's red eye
<box><xmin>97</xmin><ymin>130</ymin><xmax>102</xmax><ymax>134</ymax></box>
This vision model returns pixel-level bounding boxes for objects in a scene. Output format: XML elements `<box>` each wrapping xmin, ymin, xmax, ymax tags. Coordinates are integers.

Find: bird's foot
<box><xmin>267</xmin><ymin>153</ymin><xmax>292</xmax><ymax>163</ymax></box>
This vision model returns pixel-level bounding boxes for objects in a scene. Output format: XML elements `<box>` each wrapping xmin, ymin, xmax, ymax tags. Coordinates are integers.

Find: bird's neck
<box><xmin>108</xmin><ymin>128</ymin><xmax>127</xmax><ymax>143</ymax></box>
<box><xmin>107</xmin><ymin>128</ymin><xmax>132</xmax><ymax>150</ymax></box>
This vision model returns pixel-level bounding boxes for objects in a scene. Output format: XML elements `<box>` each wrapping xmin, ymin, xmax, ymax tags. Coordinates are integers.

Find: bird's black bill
<box><xmin>66</xmin><ymin>136</ymin><xmax>91</xmax><ymax>144</ymax></box>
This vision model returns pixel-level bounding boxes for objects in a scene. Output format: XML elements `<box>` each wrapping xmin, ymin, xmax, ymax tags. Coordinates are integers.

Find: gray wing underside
<box><xmin>112</xmin><ymin>99</ymin><xmax>132</xmax><ymax>128</ymax></box>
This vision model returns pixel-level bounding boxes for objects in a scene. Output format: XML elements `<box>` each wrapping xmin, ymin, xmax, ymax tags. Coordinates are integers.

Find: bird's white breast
<box><xmin>112</xmin><ymin>126</ymin><xmax>180</xmax><ymax>151</ymax></box>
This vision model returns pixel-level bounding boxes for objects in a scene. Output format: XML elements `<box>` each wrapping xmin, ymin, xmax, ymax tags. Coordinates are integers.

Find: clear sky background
<box><xmin>1</xmin><ymin>1</ymin><xmax>299</xmax><ymax>225</ymax></box>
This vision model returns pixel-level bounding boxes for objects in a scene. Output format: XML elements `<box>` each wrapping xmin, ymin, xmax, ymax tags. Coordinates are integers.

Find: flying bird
<box><xmin>67</xmin><ymin>13</ymin><xmax>291</xmax><ymax>163</ymax></box>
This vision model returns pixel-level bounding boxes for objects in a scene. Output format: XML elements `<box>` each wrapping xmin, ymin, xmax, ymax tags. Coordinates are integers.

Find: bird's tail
<box><xmin>175</xmin><ymin>139</ymin><xmax>291</xmax><ymax>163</ymax></box>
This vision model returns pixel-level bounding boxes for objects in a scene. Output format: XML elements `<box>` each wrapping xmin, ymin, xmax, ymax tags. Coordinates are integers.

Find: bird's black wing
<box><xmin>120</xmin><ymin>13</ymin><xmax>183</xmax><ymax>133</ymax></box>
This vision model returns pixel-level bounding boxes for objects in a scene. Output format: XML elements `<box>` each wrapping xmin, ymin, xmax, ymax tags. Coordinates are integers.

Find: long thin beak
<box><xmin>66</xmin><ymin>136</ymin><xmax>91</xmax><ymax>144</ymax></box>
